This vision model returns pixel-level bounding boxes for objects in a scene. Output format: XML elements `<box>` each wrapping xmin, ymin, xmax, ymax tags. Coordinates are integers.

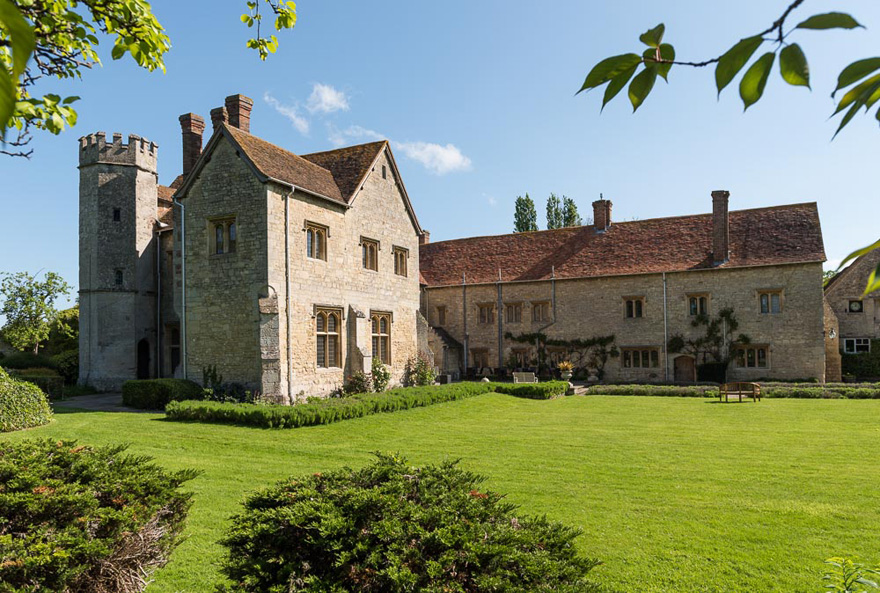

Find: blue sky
<box><xmin>1</xmin><ymin>0</ymin><xmax>879</xmax><ymax>312</ymax></box>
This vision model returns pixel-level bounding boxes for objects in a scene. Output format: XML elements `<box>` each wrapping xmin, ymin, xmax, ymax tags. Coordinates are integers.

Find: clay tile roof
<box><xmin>420</xmin><ymin>203</ymin><xmax>826</xmax><ymax>287</ymax></box>
<box><xmin>224</xmin><ymin>125</ymin><xmax>346</xmax><ymax>204</ymax></box>
<box><xmin>157</xmin><ymin>185</ymin><xmax>175</xmax><ymax>202</ymax></box>
<box><xmin>301</xmin><ymin>141</ymin><xmax>387</xmax><ymax>202</ymax></box>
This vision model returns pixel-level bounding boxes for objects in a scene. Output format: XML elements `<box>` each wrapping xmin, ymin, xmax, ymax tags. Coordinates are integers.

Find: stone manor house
<box><xmin>78</xmin><ymin>93</ymin><xmax>840</xmax><ymax>398</ymax></box>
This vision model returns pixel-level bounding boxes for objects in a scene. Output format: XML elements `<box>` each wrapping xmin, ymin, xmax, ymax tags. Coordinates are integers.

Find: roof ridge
<box><xmin>301</xmin><ymin>139</ymin><xmax>388</xmax><ymax>158</ymax></box>
<box><xmin>423</xmin><ymin>202</ymin><xmax>819</xmax><ymax>247</ymax></box>
<box><xmin>223</xmin><ymin>124</ymin><xmax>336</xmax><ymax>178</ymax></box>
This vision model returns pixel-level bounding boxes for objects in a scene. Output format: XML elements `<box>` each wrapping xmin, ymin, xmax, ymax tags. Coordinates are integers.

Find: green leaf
<box><xmin>833</xmin><ymin>73</ymin><xmax>880</xmax><ymax>115</ymax></box>
<box><xmin>833</xmin><ymin>101</ymin><xmax>860</xmax><ymax>138</ymax></box>
<box><xmin>715</xmin><ymin>36</ymin><xmax>764</xmax><ymax>96</ymax></box>
<box><xmin>628</xmin><ymin>66</ymin><xmax>658</xmax><ymax>112</ymax></box>
<box><xmin>833</xmin><ymin>58</ymin><xmax>880</xmax><ymax>96</ymax></box>
<box><xmin>642</xmin><ymin>44</ymin><xmax>675</xmax><ymax>81</ymax></box>
<box><xmin>0</xmin><ymin>0</ymin><xmax>35</xmax><ymax>78</ymax></box>
<box><xmin>602</xmin><ymin>64</ymin><xmax>638</xmax><ymax>110</ymax></box>
<box><xmin>639</xmin><ymin>24</ymin><xmax>665</xmax><ymax>48</ymax></box>
<box><xmin>0</xmin><ymin>68</ymin><xmax>13</xmax><ymax>140</ymax></box>
<box><xmin>111</xmin><ymin>43</ymin><xmax>126</xmax><ymax>60</ymax></box>
<box><xmin>739</xmin><ymin>52</ymin><xmax>775</xmax><ymax>111</ymax></box>
<box><xmin>779</xmin><ymin>44</ymin><xmax>809</xmax><ymax>88</ymax></box>
<box><xmin>797</xmin><ymin>12</ymin><xmax>863</xmax><ymax>30</ymax></box>
<box><xmin>837</xmin><ymin>239</ymin><xmax>880</xmax><ymax>273</ymax></box>
<box><xmin>578</xmin><ymin>53</ymin><xmax>642</xmax><ymax>93</ymax></box>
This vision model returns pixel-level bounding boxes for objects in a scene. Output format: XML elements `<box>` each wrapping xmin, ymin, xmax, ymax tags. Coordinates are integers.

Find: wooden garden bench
<box><xmin>719</xmin><ymin>382</ymin><xmax>762</xmax><ymax>403</ymax></box>
<box><xmin>513</xmin><ymin>372</ymin><xmax>538</xmax><ymax>384</ymax></box>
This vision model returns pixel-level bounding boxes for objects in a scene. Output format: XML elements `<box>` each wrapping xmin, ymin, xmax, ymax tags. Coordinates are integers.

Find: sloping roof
<box><xmin>302</xmin><ymin>141</ymin><xmax>387</xmax><ymax>202</ymax></box>
<box><xmin>157</xmin><ymin>185</ymin><xmax>175</xmax><ymax>201</ymax></box>
<box><xmin>223</xmin><ymin>125</ymin><xmax>346</xmax><ymax>204</ymax></box>
<box><xmin>420</xmin><ymin>203</ymin><xmax>825</xmax><ymax>287</ymax></box>
<box><xmin>824</xmin><ymin>240</ymin><xmax>880</xmax><ymax>296</ymax></box>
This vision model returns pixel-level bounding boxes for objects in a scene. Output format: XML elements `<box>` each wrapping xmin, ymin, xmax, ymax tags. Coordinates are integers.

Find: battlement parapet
<box><xmin>78</xmin><ymin>131</ymin><xmax>158</xmax><ymax>171</ymax></box>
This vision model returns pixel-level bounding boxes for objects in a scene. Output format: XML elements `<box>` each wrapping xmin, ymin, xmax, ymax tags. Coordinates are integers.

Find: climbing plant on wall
<box><xmin>667</xmin><ymin>308</ymin><xmax>750</xmax><ymax>381</ymax></box>
<box><xmin>505</xmin><ymin>332</ymin><xmax>617</xmax><ymax>376</ymax></box>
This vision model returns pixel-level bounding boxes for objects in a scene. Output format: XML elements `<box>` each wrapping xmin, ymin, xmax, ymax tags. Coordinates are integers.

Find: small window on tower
<box><xmin>113</xmin><ymin>208</ymin><xmax>121</xmax><ymax>222</ymax></box>
<box><xmin>114</xmin><ymin>270</ymin><xmax>123</xmax><ymax>286</ymax></box>
<box><xmin>382</xmin><ymin>165</ymin><xmax>387</xmax><ymax>179</ymax></box>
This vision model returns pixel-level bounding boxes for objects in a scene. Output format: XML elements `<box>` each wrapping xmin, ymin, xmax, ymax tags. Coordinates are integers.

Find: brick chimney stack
<box><xmin>178</xmin><ymin>113</ymin><xmax>205</xmax><ymax>178</ymax></box>
<box><xmin>419</xmin><ymin>231</ymin><xmax>431</xmax><ymax>245</ymax></box>
<box><xmin>712</xmin><ymin>190</ymin><xmax>730</xmax><ymax>265</ymax></box>
<box><xmin>225</xmin><ymin>94</ymin><xmax>254</xmax><ymax>133</ymax></box>
<box><xmin>210</xmin><ymin>106</ymin><xmax>228</xmax><ymax>132</ymax></box>
<box><xmin>592</xmin><ymin>196</ymin><xmax>612</xmax><ymax>232</ymax></box>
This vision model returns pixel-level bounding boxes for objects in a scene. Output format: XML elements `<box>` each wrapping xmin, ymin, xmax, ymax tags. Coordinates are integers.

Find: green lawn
<box><xmin>4</xmin><ymin>395</ymin><xmax>880</xmax><ymax>592</ymax></box>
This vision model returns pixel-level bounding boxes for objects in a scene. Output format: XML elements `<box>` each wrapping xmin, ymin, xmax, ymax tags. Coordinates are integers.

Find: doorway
<box><xmin>137</xmin><ymin>339</ymin><xmax>151</xmax><ymax>380</ymax></box>
<box><xmin>673</xmin><ymin>355</ymin><xmax>696</xmax><ymax>383</ymax></box>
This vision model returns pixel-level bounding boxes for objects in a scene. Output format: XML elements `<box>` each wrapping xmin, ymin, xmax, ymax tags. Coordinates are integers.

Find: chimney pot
<box><xmin>712</xmin><ymin>190</ymin><xmax>730</xmax><ymax>265</ymax></box>
<box><xmin>225</xmin><ymin>94</ymin><xmax>254</xmax><ymax>133</ymax></box>
<box><xmin>210</xmin><ymin>106</ymin><xmax>229</xmax><ymax>132</ymax></box>
<box><xmin>592</xmin><ymin>197</ymin><xmax>612</xmax><ymax>232</ymax></box>
<box><xmin>419</xmin><ymin>231</ymin><xmax>431</xmax><ymax>245</ymax></box>
<box><xmin>179</xmin><ymin>113</ymin><xmax>205</xmax><ymax>178</ymax></box>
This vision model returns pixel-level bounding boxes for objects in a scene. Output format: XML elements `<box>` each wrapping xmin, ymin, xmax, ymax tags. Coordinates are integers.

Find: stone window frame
<box><xmin>471</xmin><ymin>348</ymin><xmax>490</xmax><ymax>369</ymax></box>
<box><xmin>505</xmin><ymin>302</ymin><xmax>523</xmax><ymax>323</ymax></box>
<box><xmin>757</xmin><ymin>289</ymin><xmax>783</xmax><ymax>315</ymax></box>
<box><xmin>392</xmin><ymin>245</ymin><xmax>408</xmax><ymax>277</ymax></box>
<box><xmin>371</xmin><ymin>311</ymin><xmax>392</xmax><ymax>364</ymax></box>
<box><xmin>546</xmin><ymin>346</ymin><xmax>567</xmax><ymax>368</ymax></box>
<box><xmin>531</xmin><ymin>301</ymin><xmax>551</xmax><ymax>322</ymax></box>
<box><xmin>382</xmin><ymin>164</ymin><xmax>387</xmax><ymax>180</ymax></box>
<box><xmin>848</xmin><ymin>299</ymin><xmax>865</xmax><ymax>314</ymax></box>
<box><xmin>436</xmin><ymin>305</ymin><xmax>447</xmax><ymax>326</ymax></box>
<box><xmin>621</xmin><ymin>347</ymin><xmax>660</xmax><ymax>368</ymax></box>
<box><xmin>112</xmin><ymin>207</ymin><xmax>121</xmax><ymax>222</ymax></box>
<box><xmin>305</xmin><ymin>221</ymin><xmax>329</xmax><ymax>261</ymax></box>
<box><xmin>623</xmin><ymin>296</ymin><xmax>646</xmax><ymax>319</ymax></box>
<box><xmin>315</xmin><ymin>306</ymin><xmax>343</xmax><ymax>369</ymax></box>
<box><xmin>477</xmin><ymin>303</ymin><xmax>495</xmax><ymax>325</ymax></box>
<box><xmin>843</xmin><ymin>338</ymin><xmax>871</xmax><ymax>354</ymax></box>
<box><xmin>510</xmin><ymin>348</ymin><xmax>529</xmax><ymax>367</ymax></box>
<box><xmin>687</xmin><ymin>293</ymin><xmax>710</xmax><ymax>317</ymax></box>
<box><xmin>734</xmin><ymin>344</ymin><xmax>770</xmax><ymax>369</ymax></box>
<box><xmin>361</xmin><ymin>237</ymin><xmax>380</xmax><ymax>272</ymax></box>
<box><xmin>209</xmin><ymin>215</ymin><xmax>237</xmax><ymax>256</ymax></box>
<box><xmin>114</xmin><ymin>269</ymin><xmax>124</xmax><ymax>286</ymax></box>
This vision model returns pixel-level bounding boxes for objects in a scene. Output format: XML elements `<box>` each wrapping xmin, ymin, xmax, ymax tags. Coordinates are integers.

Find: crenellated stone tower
<box><xmin>78</xmin><ymin>132</ymin><xmax>159</xmax><ymax>390</ymax></box>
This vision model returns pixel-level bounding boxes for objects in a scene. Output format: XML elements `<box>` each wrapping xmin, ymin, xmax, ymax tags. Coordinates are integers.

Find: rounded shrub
<box><xmin>0</xmin><ymin>367</ymin><xmax>52</xmax><ymax>432</ymax></box>
<box><xmin>0</xmin><ymin>439</ymin><xmax>198</xmax><ymax>592</ymax></box>
<box><xmin>217</xmin><ymin>453</ymin><xmax>603</xmax><ymax>592</ymax></box>
<box><xmin>51</xmin><ymin>349</ymin><xmax>80</xmax><ymax>385</ymax></box>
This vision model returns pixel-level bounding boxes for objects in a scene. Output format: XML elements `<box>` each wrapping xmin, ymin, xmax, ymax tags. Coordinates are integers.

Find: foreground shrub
<box><xmin>0</xmin><ymin>439</ymin><xmax>198</xmax><ymax>592</ymax></box>
<box><xmin>217</xmin><ymin>454</ymin><xmax>602</xmax><ymax>593</ymax></box>
<box><xmin>167</xmin><ymin>382</ymin><xmax>498</xmax><ymax>429</ymax></box>
<box><xmin>122</xmin><ymin>378</ymin><xmax>204</xmax><ymax>410</ymax></box>
<box><xmin>342</xmin><ymin>371</ymin><xmax>372</xmax><ymax>395</ymax></box>
<box><xmin>0</xmin><ymin>367</ymin><xmax>52</xmax><ymax>431</ymax></box>
<box><xmin>494</xmin><ymin>380</ymin><xmax>569</xmax><ymax>399</ymax></box>
<box><xmin>404</xmin><ymin>354</ymin><xmax>436</xmax><ymax>386</ymax></box>
<box><xmin>371</xmin><ymin>356</ymin><xmax>390</xmax><ymax>392</ymax></box>
<box><xmin>51</xmin><ymin>348</ymin><xmax>79</xmax><ymax>384</ymax></box>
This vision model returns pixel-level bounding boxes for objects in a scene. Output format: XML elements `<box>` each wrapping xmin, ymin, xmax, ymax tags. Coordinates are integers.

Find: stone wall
<box><xmin>266</xmin><ymin>147</ymin><xmax>421</xmax><ymax>400</ymax></box>
<box><xmin>422</xmin><ymin>261</ymin><xmax>827</xmax><ymax>382</ymax></box>
<box><xmin>825</xmin><ymin>248</ymin><xmax>880</xmax><ymax>343</ymax></box>
<box><xmin>823</xmin><ymin>297</ymin><xmax>842</xmax><ymax>382</ymax></box>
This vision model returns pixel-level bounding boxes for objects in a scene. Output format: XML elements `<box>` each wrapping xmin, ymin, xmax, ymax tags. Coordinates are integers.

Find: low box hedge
<box><xmin>584</xmin><ymin>382</ymin><xmax>880</xmax><ymax>399</ymax></box>
<box><xmin>0</xmin><ymin>367</ymin><xmax>53</xmax><ymax>432</ymax></box>
<box><xmin>122</xmin><ymin>378</ymin><xmax>204</xmax><ymax>410</ymax></box>
<box><xmin>585</xmin><ymin>384</ymin><xmax>718</xmax><ymax>397</ymax></box>
<box><xmin>493</xmin><ymin>381</ymin><xmax>569</xmax><ymax>399</ymax></box>
<box><xmin>0</xmin><ymin>439</ymin><xmax>197</xmax><ymax>592</ymax></box>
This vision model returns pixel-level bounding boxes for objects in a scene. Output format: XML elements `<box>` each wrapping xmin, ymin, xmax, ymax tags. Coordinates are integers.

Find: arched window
<box><xmin>228</xmin><ymin>222</ymin><xmax>236</xmax><ymax>253</ymax></box>
<box><xmin>371</xmin><ymin>312</ymin><xmax>391</xmax><ymax>364</ymax></box>
<box><xmin>362</xmin><ymin>238</ymin><xmax>378</xmax><ymax>271</ymax></box>
<box><xmin>316</xmin><ymin>309</ymin><xmax>341</xmax><ymax>367</ymax></box>
<box><xmin>307</xmin><ymin>223</ymin><xmax>327</xmax><ymax>260</ymax></box>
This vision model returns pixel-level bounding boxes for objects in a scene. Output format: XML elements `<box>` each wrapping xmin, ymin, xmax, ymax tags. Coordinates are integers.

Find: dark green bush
<box><xmin>217</xmin><ymin>454</ymin><xmax>602</xmax><ymax>593</ymax></box>
<box><xmin>0</xmin><ymin>439</ymin><xmax>197</xmax><ymax>592</ymax></box>
<box><xmin>122</xmin><ymin>378</ymin><xmax>204</xmax><ymax>410</ymax></box>
<box><xmin>585</xmin><ymin>384</ymin><xmax>718</xmax><ymax>397</ymax></box>
<box><xmin>50</xmin><ymin>349</ymin><xmax>79</xmax><ymax>385</ymax></box>
<box><xmin>342</xmin><ymin>371</ymin><xmax>372</xmax><ymax>395</ymax></box>
<box><xmin>0</xmin><ymin>367</ymin><xmax>52</xmax><ymax>431</ymax></box>
<box><xmin>0</xmin><ymin>351</ymin><xmax>58</xmax><ymax>371</ymax></box>
<box><xmin>494</xmin><ymin>380</ymin><xmax>570</xmax><ymax>399</ymax></box>
<box><xmin>9</xmin><ymin>373</ymin><xmax>65</xmax><ymax>398</ymax></box>
<box><xmin>167</xmin><ymin>382</ymin><xmax>500</xmax><ymax>429</ymax></box>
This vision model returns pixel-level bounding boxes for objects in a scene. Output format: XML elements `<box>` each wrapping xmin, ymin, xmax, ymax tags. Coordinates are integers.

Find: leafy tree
<box><xmin>580</xmin><ymin>1</ymin><xmax>880</xmax><ymax>295</ymax></box>
<box><xmin>546</xmin><ymin>192</ymin><xmax>563</xmax><ymax>230</ymax></box>
<box><xmin>0</xmin><ymin>0</ymin><xmax>297</xmax><ymax>157</ymax></box>
<box><xmin>0</xmin><ymin>271</ymin><xmax>71</xmax><ymax>354</ymax></box>
<box><xmin>561</xmin><ymin>195</ymin><xmax>583</xmax><ymax>227</ymax></box>
<box><xmin>513</xmin><ymin>193</ymin><xmax>538</xmax><ymax>232</ymax></box>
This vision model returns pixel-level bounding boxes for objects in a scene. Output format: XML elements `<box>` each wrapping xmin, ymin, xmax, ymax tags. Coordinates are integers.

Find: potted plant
<box><xmin>558</xmin><ymin>360</ymin><xmax>573</xmax><ymax>381</ymax></box>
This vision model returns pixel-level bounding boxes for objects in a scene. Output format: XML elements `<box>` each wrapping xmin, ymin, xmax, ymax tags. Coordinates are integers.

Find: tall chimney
<box><xmin>178</xmin><ymin>113</ymin><xmax>205</xmax><ymax>178</ymax></box>
<box><xmin>712</xmin><ymin>190</ymin><xmax>730</xmax><ymax>265</ymax></box>
<box><xmin>592</xmin><ymin>196</ymin><xmax>612</xmax><ymax>232</ymax></box>
<box><xmin>225</xmin><ymin>94</ymin><xmax>254</xmax><ymax>133</ymax></box>
<box><xmin>210</xmin><ymin>106</ymin><xmax>228</xmax><ymax>132</ymax></box>
<box><xmin>419</xmin><ymin>231</ymin><xmax>431</xmax><ymax>245</ymax></box>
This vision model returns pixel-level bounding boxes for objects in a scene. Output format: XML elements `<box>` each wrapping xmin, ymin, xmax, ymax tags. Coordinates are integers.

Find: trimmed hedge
<box><xmin>167</xmin><ymin>382</ymin><xmax>500</xmax><ymax>429</ymax></box>
<box><xmin>0</xmin><ymin>351</ymin><xmax>58</xmax><ymax>370</ymax></box>
<box><xmin>217</xmin><ymin>454</ymin><xmax>602</xmax><ymax>592</ymax></box>
<box><xmin>0</xmin><ymin>367</ymin><xmax>52</xmax><ymax>432</ymax></box>
<box><xmin>585</xmin><ymin>382</ymin><xmax>880</xmax><ymax>399</ymax></box>
<box><xmin>122</xmin><ymin>379</ymin><xmax>204</xmax><ymax>410</ymax></box>
<box><xmin>494</xmin><ymin>381</ymin><xmax>569</xmax><ymax>399</ymax></box>
<box><xmin>0</xmin><ymin>439</ymin><xmax>197</xmax><ymax>592</ymax></box>
<box><xmin>585</xmin><ymin>384</ymin><xmax>718</xmax><ymax>397</ymax></box>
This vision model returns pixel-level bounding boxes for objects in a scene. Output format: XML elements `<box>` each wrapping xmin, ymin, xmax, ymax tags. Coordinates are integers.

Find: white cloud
<box><xmin>327</xmin><ymin>126</ymin><xmax>471</xmax><ymax>176</ymax></box>
<box><xmin>485</xmin><ymin>194</ymin><xmax>498</xmax><ymax>207</ymax></box>
<box><xmin>393</xmin><ymin>141</ymin><xmax>472</xmax><ymax>175</ymax></box>
<box><xmin>263</xmin><ymin>92</ymin><xmax>309</xmax><ymax>135</ymax></box>
<box><xmin>307</xmin><ymin>83</ymin><xmax>350</xmax><ymax>114</ymax></box>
